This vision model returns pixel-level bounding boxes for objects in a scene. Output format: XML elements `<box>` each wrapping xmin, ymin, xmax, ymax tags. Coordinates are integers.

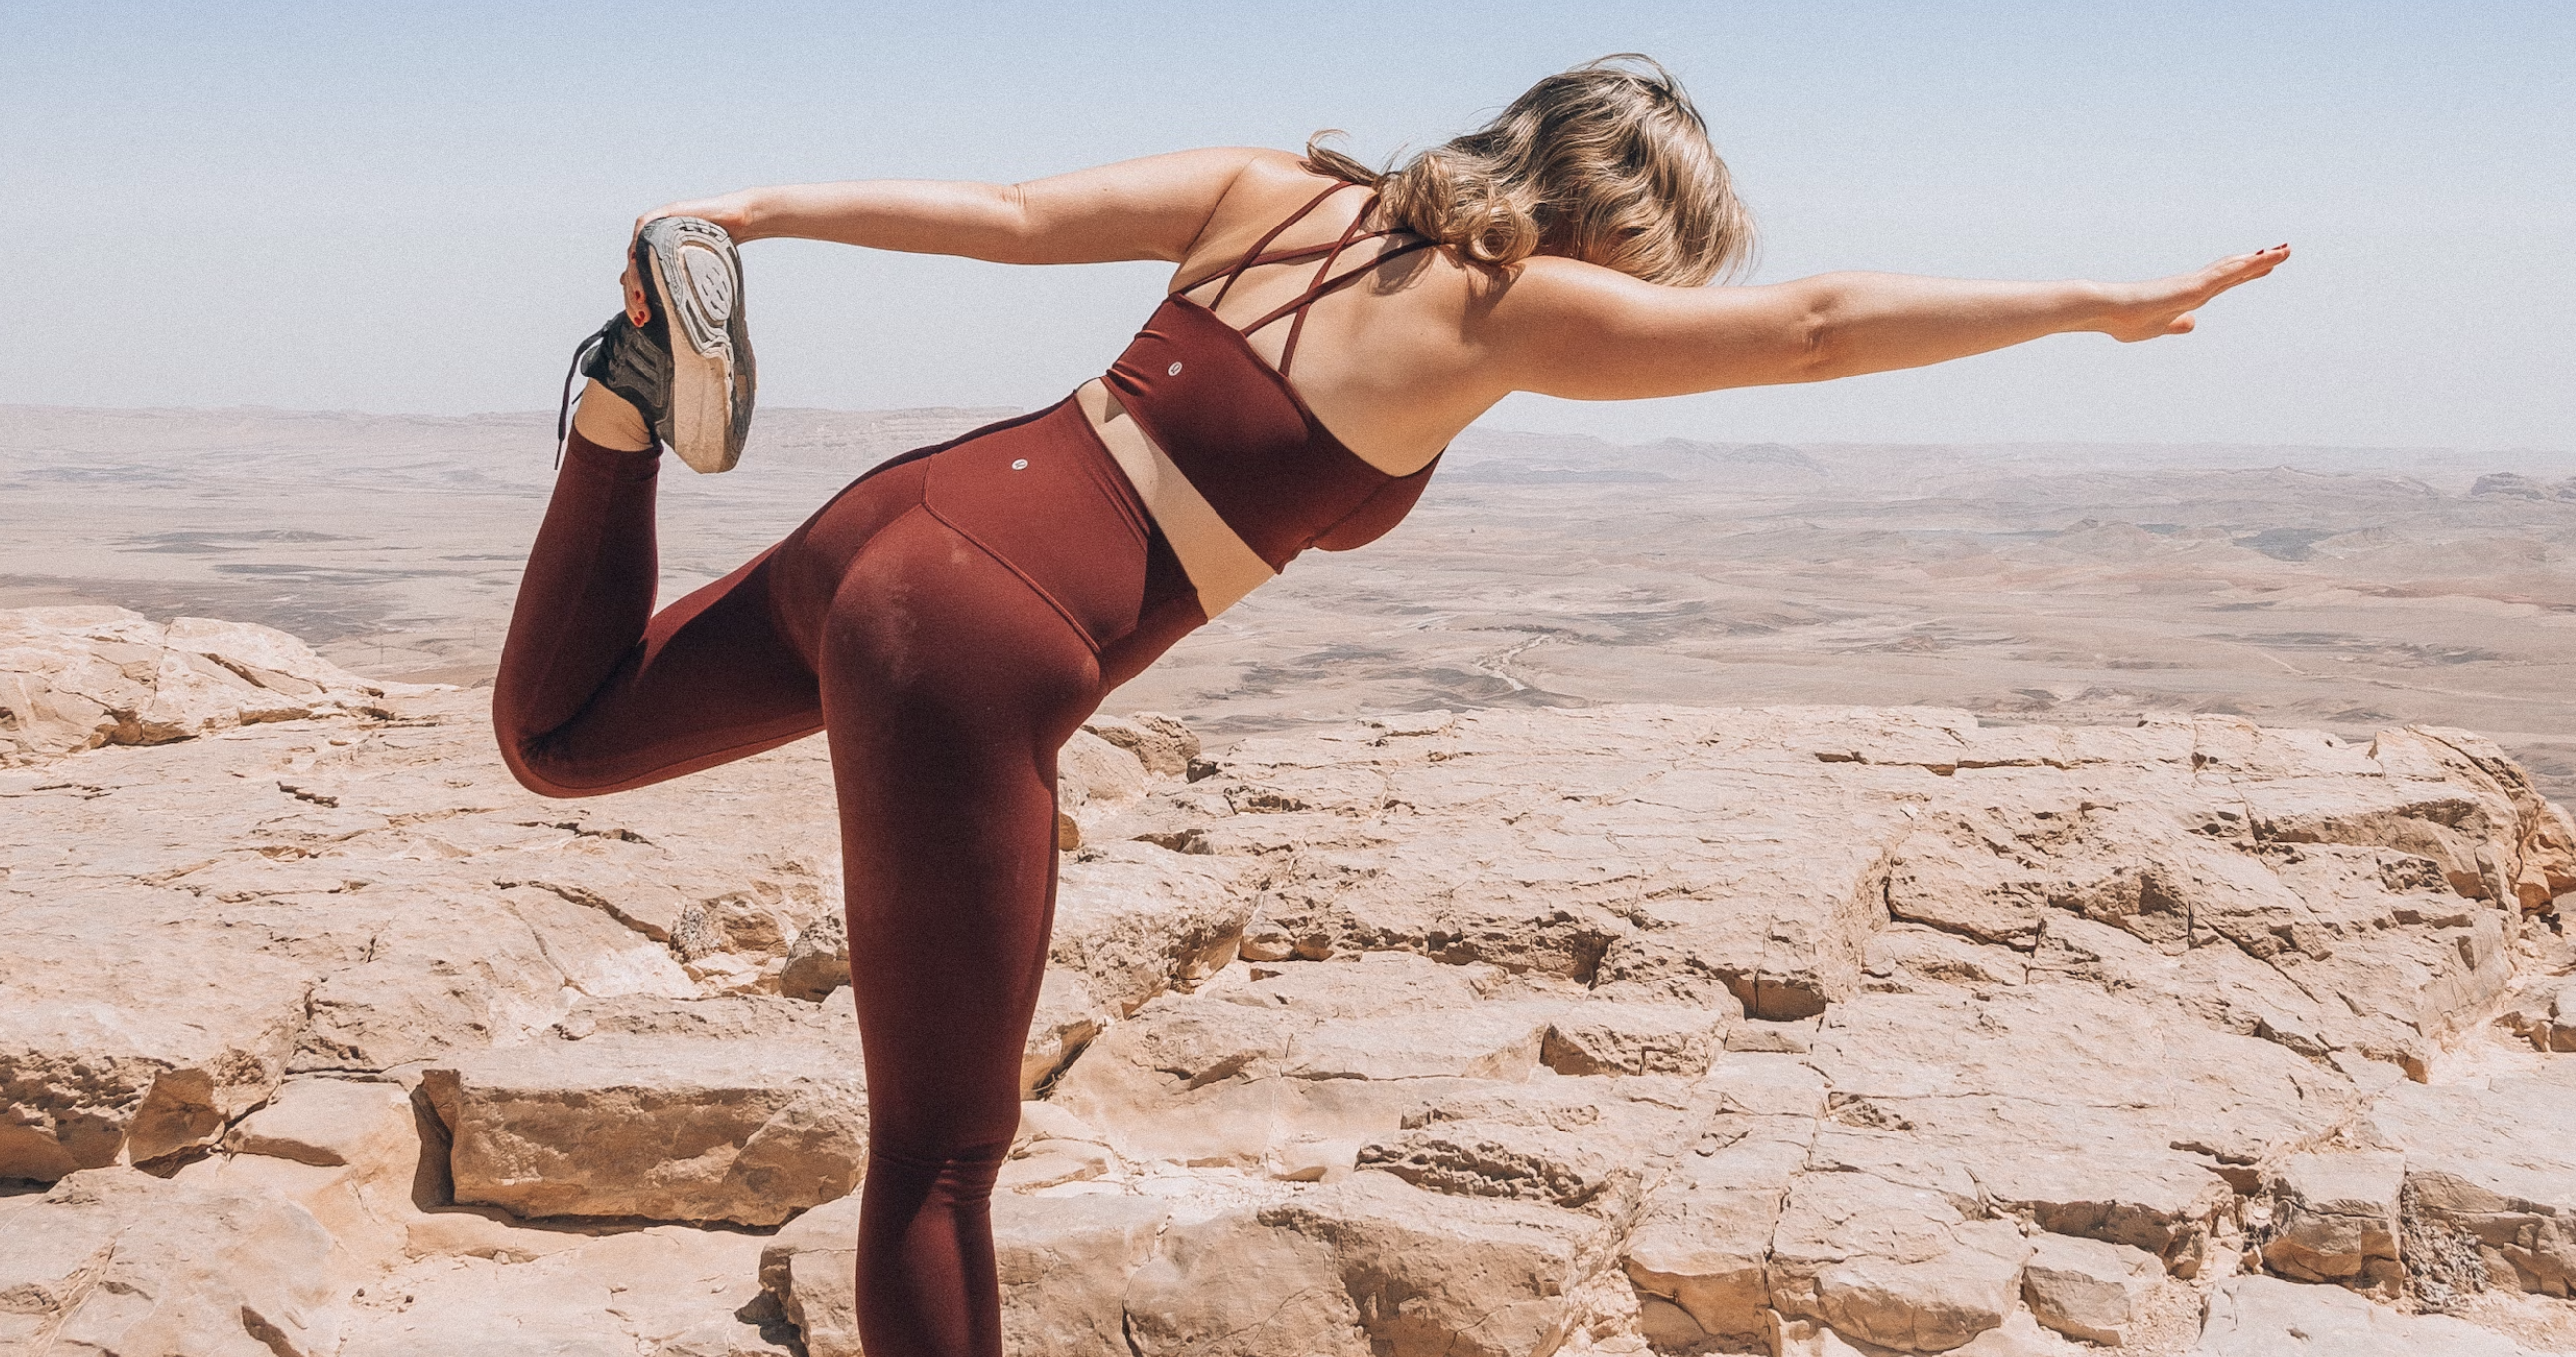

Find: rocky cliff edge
<box><xmin>2</xmin><ymin>606</ymin><xmax>2573</xmax><ymax>1356</ymax></box>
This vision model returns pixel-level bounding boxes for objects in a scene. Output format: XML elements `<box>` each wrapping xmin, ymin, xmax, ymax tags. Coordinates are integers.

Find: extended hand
<box><xmin>2097</xmin><ymin>244</ymin><xmax>2291</xmax><ymax>343</ymax></box>
<box><xmin>620</xmin><ymin>194</ymin><xmax>753</xmax><ymax>326</ymax></box>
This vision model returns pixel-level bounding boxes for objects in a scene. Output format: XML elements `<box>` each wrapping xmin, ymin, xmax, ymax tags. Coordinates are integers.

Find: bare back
<box><xmin>1086</xmin><ymin>153</ymin><xmax>1510</xmax><ymax>477</ymax></box>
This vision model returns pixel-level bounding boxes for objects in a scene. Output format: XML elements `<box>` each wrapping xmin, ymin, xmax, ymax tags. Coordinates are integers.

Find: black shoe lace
<box><xmin>554</xmin><ymin>320</ymin><xmax>617</xmax><ymax>469</ymax></box>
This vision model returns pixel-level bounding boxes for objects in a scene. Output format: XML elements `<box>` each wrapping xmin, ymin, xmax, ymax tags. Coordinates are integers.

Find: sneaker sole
<box><xmin>637</xmin><ymin>218</ymin><xmax>754</xmax><ymax>473</ymax></box>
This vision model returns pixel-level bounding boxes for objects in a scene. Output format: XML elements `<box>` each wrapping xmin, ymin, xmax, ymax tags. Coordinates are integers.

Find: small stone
<box><xmin>2262</xmin><ymin>1152</ymin><xmax>2404</xmax><ymax>1287</ymax></box>
<box><xmin>222</xmin><ymin>1078</ymin><xmax>413</xmax><ymax>1170</ymax></box>
<box><xmin>1726</xmin><ymin>1017</ymin><xmax>1819</xmax><ymax>1054</ymax></box>
<box><xmin>1271</xmin><ymin>1137</ymin><xmax>1360</xmax><ymax>1183</ymax></box>
<box><xmin>780</xmin><ymin>910</ymin><xmax>850</xmax><ymax>1001</ymax></box>
<box><xmin>999</xmin><ymin>1140</ymin><xmax>1114</xmax><ymax>1191</ymax></box>
<box><xmin>2021</xmin><ymin>1231</ymin><xmax>2160</xmax><ymax>1345</ymax></box>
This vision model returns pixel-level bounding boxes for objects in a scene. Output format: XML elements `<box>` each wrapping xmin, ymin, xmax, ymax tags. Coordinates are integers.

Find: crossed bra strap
<box><xmin>1190</xmin><ymin>182</ymin><xmax>1436</xmax><ymax>377</ymax></box>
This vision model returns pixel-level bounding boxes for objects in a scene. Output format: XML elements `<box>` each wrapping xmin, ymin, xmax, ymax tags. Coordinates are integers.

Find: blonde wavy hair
<box><xmin>1305</xmin><ymin>55</ymin><xmax>1753</xmax><ymax>286</ymax></box>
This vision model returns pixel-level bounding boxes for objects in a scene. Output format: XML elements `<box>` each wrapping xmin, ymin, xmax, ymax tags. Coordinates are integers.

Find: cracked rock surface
<box><xmin>5</xmin><ymin>611</ymin><xmax>2576</xmax><ymax>1354</ymax></box>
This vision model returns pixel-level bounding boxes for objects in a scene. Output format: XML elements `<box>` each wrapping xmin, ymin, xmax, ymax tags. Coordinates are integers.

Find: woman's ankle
<box><xmin>571</xmin><ymin>379</ymin><xmax>656</xmax><ymax>453</ymax></box>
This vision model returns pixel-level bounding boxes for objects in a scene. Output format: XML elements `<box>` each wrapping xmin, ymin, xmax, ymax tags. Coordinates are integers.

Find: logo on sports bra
<box><xmin>1168</xmin><ymin>362</ymin><xmax>1184</xmax><ymax>377</ymax></box>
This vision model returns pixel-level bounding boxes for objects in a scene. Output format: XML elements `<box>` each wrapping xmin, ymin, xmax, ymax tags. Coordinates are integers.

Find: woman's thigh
<box><xmin>800</xmin><ymin>401</ymin><xmax>1204</xmax><ymax>1155</ymax></box>
<box><xmin>817</xmin><ymin>502</ymin><xmax>1105</xmax><ymax>1156</ymax></box>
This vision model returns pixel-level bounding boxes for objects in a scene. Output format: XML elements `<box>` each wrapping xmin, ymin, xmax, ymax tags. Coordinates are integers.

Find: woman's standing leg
<box><xmin>816</xmin><ymin>503</ymin><xmax>1103</xmax><ymax>1357</ymax></box>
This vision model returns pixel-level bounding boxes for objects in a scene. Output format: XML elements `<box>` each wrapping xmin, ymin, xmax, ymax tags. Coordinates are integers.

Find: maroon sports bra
<box><xmin>1102</xmin><ymin>182</ymin><xmax>1442</xmax><ymax>572</ymax></box>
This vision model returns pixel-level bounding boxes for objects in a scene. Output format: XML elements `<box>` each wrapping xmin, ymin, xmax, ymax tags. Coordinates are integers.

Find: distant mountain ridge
<box><xmin>2</xmin><ymin>404</ymin><xmax>2566</xmax><ymax>499</ymax></box>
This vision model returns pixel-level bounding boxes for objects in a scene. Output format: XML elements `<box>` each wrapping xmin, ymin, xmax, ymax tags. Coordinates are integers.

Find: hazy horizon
<box><xmin>4</xmin><ymin>399</ymin><xmax>2566</xmax><ymax>468</ymax></box>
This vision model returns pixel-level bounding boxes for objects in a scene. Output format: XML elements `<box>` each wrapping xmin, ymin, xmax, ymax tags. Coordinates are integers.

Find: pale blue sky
<box><xmin>4</xmin><ymin>2</ymin><xmax>2569</xmax><ymax>449</ymax></box>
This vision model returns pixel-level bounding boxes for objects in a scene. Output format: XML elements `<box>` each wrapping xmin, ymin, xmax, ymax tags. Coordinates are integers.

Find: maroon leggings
<box><xmin>493</xmin><ymin>397</ymin><xmax>1204</xmax><ymax>1357</ymax></box>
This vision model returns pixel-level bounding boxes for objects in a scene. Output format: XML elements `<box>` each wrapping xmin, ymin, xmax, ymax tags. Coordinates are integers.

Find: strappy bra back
<box><xmin>1103</xmin><ymin>182</ymin><xmax>1444</xmax><ymax>572</ymax></box>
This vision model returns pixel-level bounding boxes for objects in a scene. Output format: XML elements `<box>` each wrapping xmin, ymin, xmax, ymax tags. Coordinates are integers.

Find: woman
<box><xmin>495</xmin><ymin>55</ymin><xmax>2283</xmax><ymax>1357</ymax></box>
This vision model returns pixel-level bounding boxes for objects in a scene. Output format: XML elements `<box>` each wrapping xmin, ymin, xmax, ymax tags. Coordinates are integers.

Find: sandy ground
<box><xmin>7</xmin><ymin>403</ymin><xmax>2574</xmax><ymax>796</ymax></box>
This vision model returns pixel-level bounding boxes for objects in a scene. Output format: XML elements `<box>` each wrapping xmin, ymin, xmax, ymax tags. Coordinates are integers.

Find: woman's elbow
<box><xmin>1777</xmin><ymin>293</ymin><xmax>1846</xmax><ymax>383</ymax></box>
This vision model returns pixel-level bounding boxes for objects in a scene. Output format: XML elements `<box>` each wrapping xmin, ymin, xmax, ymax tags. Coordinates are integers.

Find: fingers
<box><xmin>2193</xmin><ymin>243</ymin><xmax>2289</xmax><ymax>305</ymax></box>
<box><xmin>621</xmin><ymin>207</ymin><xmax>682</xmax><ymax>326</ymax></box>
<box><xmin>621</xmin><ymin>259</ymin><xmax>648</xmax><ymax>327</ymax></box>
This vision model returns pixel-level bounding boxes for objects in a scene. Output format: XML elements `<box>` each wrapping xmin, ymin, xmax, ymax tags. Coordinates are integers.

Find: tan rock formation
<box><xmin>0</xmin><ymin>605</ymin><xmax>406</xmax><ymax>765</ymax></box>
<box><xmin>0</xmin><ymin>1169</ymin><xmax>340</xmax><ymax>1356</ymax></box>
<box><xmin>2261</xmin><ymin>1152</ymin><xmax>2406</xmax><ymax>1289</ymax></box>
<box><xmin>7</xmin><ymin>611</ymin><xmax>2576</xmax><ymax>1354</ymax></box>
<box><xmin>2020</xmin><ymin>1232</ymin><xmax>2164</xmax><ymax>1345</ymax></box>
<box><xmin>424</xmin><ymin>998</ymin><xmax>870</xmax><ymax>1226</ymax></box>
<box><xmin>2194</xmin><ymin>1274</ymin><xmax>2544</xmax><ymax>1355</ymax></box>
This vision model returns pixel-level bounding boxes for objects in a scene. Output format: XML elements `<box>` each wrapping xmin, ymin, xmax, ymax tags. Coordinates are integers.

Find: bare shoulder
<box><xmin>1475</xmin><ymin>254</ymin><xmax>1783</xmax><ymax>346</ymax></box>
<box><xmin>1176</xmin><ymin>151</ymin><xmax>1358</xmax><ymax>278</ymax></box>
<box><xmin>1479</xmin><ymin>253</ymin><xmax>1670</xmax><ymax>322</ymax></box>
<box><xmin>1213</xmin><ymin>149</ymin><xmax>1342</xmax><ymax>216</ymax></box>
<box><xmin>1469</xmin><ymin>255</ymin><xmax>1808</xmax><ymax>399</ymax></box>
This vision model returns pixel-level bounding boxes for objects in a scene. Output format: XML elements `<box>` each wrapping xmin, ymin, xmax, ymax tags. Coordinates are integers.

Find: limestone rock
<box><xmin>0</xmin><ymin>605</ymin><xmax>407</xmax><ymax>765</ymax></box>
<box><xmin>996</xmin><ymin>1193</ymin><xmax>1172</xmax><ymax>1357</ymax></box>
<box><xmin>1049</xmin><ymin>953</ymin><xmax>1562</xmax><ymax>1169</ymax></box>
<box><xmin>11</xmin><ymin>625</ymin><xmax>2576</xmax><ymax>1356</ymax></box>
<box><xmin>1810</xmin><ymin>985</ymin><xmax>2333</xmax><ymax>1275</ymax></box>
<box><xmin>424</xmin><ymin>998</ymin><xmax>867</xmax><ymax>1226</ymax></box>
<box><xmin>2261</xmin><ymin>1151</ymin><xmax>2405</xmax><ymax>1288</ymax></box>
<box><xmin>778</xmin><ymin>909</ymin><xmax>848</xmax><ymax>1002</ymax></box>
<box><xmin>2371</xmin><ymin>1058</ymin><xmax>2576</xmax><ymax>1298</ymax></box>
<box><xmin>1060</xmin><ymin>728</ymin><xmax>1150</xmax><ymax>807</ymax></box>
<box><xmin>0</xmin><ymin>1168</ymin><xmax>339</xmax><ymax>1356</ymax></box>
<box><xmin>1766</xmin><ymin>1169</ymin><xmax>2033</xmax><ymax>1352</ymax></box>
<box><xmin>758</xmin><ymin>1191</ymin><xmax>864</xmax><ymax>1357</ymax></box>
<box><xmin>222</xmin><ymin>1076</ymin><xmax>416</xmax><ymax>1169</ymax></box>
<box><xmin>1082</xmin><ymin>712</ymin><xmax>1200</xmax><ymax>779</ymax></box>
<box><xmin>2020</xmin><ymin>1232</ymin><xmax>2162</xmax><ymax>1345</ymax></box>
<box><xmin>1541</xmin><ymin>1001</ymin><xmax>1735</xmax><ymax>1076</ymax></box>
<box><xmin>337</xmin><ymin>1220</ymin><xmax>787</xmax><ymax>1356</ymax></box>
<box><xmin>1049</xmin><ymin>842</ymin><xmax>1253</xmax><ymax>1020</ymax></box>
<box><xmin>2497</xmin><ymin>978</ymin><xmax>2576</xmax><ymax>1053</ymax></box>
<box><xmin>0</xmin><ymin>931</ymin><xmax>309</xmax><ymax>1178</ymax></box>
<box><xmin>1121</xmin><ymin>1196</ymin><xmax>1372</xmax><ymax>1357</ymax></box>
<box><xmin>1356</xmin><ymin>1076</ymin><xmax>1699</xmax><ymax>1218</ymax></box>
<box><xmin>1623</xmin><ymin>1055</ymin><xmax>1824</xmax><ymax>1347</ymax></box>
<box><xmin>2193</xmin><ymin>1274</ymin><xmax>2542</xmax><ymax>1355</ymax></box>
<box><xmin>1129</xmin><ymin>1173</ymin><xmax>1601</xmax><ymax>1357</ymax></box>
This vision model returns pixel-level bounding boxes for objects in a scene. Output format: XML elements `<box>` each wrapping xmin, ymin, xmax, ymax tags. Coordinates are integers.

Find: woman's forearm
<box><xmin>743</xmin><ymin>181</ymin><xmax>1034</xmax><ymax>255</ymax></box>
<box><xmin>642</xmin><ymin>151</ymin><xmax>1264</xmax><ymax>269</ymax></box>
<box><xmin>684</xmin><ymin>181</ymin><xmax>1029</xmax><ymax>257</ymax></box>
<box><xmin>1794</xmin><ymin>272</ymin><xmax>2115</xmax><ymax>381</ymax></box>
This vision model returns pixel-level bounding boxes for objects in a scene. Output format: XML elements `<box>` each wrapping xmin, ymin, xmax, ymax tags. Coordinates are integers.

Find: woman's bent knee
<box><xmin>490</xmin><ymin>694</ymin><xmax>608</xmax><ymax>800</ymax></box>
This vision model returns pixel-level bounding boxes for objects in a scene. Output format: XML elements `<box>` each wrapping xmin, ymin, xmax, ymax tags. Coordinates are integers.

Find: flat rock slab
<box><xmin>0</xmin><ymin>605</ymin><xmax>406</xmax><ymax>765</ymax></box>
<box><xmin>2194</xmin><ymin>1274</ymin><xmax>2545</xmax><ymax>1356</ymax></box>
<box><xmin>2371</xmin><ymin>1058</ymin><xmax>2576</xmax><ymax>1298</ymax></box>
<box><xmin>334</xmin><ymin>1221</ymin><xmax>790</xmax><ymax>1356</ymax></box>
<box><xmin>0</xmin><ymin>1167</ymin><xmax>339</xmax><ymax>1357</ymax></box>
<box><xmin>425</xmin><ymin>998</ymin><xmax>868</xmax><ymax>1227</ymax></box>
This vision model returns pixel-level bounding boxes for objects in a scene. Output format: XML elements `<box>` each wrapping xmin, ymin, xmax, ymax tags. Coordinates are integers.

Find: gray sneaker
<box><xmin>561</xmin><ymin>216</ymin><xmax>756</xmax><ymax>473</ymax></box>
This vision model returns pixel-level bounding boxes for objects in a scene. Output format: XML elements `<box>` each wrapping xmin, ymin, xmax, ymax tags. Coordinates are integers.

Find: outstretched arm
<box><xmin>617</xmin><ymin>148</ymin><xmax>1265</xmax><ymax>324</ymax></box>
<box><xmin>1490</xmin><ymin>246</ymin><xmax>2290</xmax><ymax>401</ymax></box>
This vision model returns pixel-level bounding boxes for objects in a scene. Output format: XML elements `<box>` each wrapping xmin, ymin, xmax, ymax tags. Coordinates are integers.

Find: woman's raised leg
<box><xmin>490</xmin><ymin>382</ymin><xmax>823</xmax><ymax>796</ymax></box>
